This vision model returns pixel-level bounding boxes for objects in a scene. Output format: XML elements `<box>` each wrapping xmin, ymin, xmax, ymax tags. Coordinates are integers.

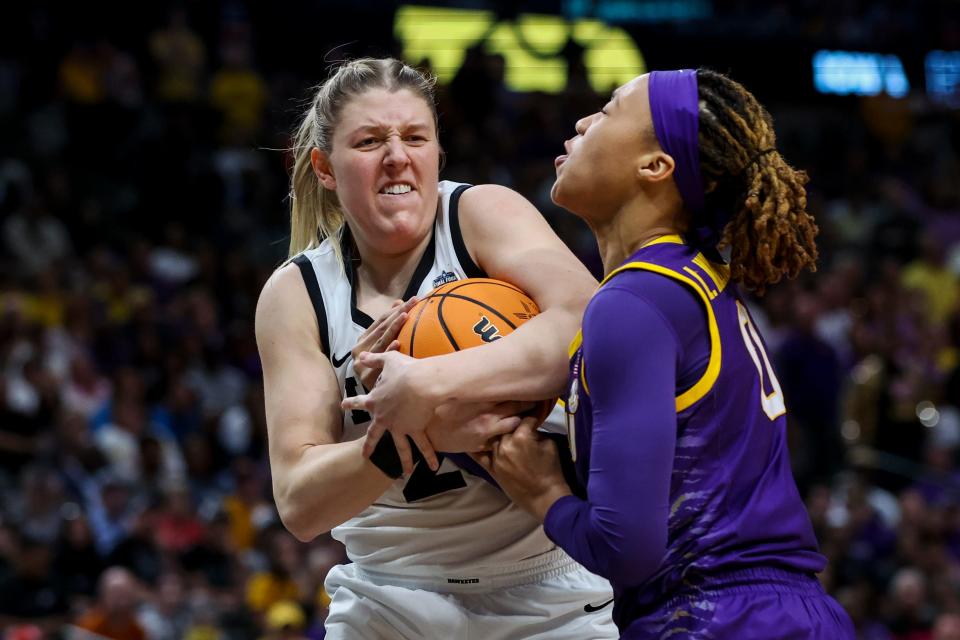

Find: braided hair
<box><xmin>696</xmin><ymin>69</ymin><xmax>818</xmax><ymax>294</ymax></box>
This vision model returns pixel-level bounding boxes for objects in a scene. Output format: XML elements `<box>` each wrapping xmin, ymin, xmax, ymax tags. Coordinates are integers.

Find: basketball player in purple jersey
<box><xmin>474</xmin><ymin>70</ymin><xmax>856</xmax><ymax>638</ymax></box>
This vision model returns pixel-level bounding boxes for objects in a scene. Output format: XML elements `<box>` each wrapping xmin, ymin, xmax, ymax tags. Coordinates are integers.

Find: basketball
<box><xmin>398</xmin><ymin>278</ymin><xmax>539</xmax><ymax>357</ymax></box>
<box><xmin>397</xmin><ymin>278</ymin><xmax>554</xmax><ymax>420</ymax></box>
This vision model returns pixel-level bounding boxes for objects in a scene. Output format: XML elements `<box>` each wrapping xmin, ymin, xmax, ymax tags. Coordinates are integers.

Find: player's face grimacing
<box><xmin>551</xmin><ymin>74</ymin><xmax>661</xmax><ymax>223</ymax></box>
<box><xmin>321</xmin><ymin>88</ymin><xmax>441</xmax><ymax>257</ymax></box>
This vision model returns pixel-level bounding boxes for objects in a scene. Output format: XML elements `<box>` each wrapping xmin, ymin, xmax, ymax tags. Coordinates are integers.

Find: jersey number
<box><xmin>735</xmin><ymin>301</ymin><xmax>786</xmax><ymax>420</ymax></box>
<box><xmin>403</xmin><ymin>455</ymin><xmax>467</xmax><ymax>502</ymax></box>
<box><xmin>343</xmin><ymin>376</ymin><xmax>465</xmax><ymax>501</ymax></box>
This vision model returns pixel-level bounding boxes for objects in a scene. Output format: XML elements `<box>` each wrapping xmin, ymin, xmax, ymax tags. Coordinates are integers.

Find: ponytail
<box><xmin>696</xmin><ymin>69</ymin><xmax>818</xmax><ymax>294</ymax></box>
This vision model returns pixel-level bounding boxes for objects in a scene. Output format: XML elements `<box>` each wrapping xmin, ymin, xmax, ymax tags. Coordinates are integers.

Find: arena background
<box><xmin>1</xmin><ymin>1</ymin><xmax>958</xmax><ymax>638</ymax></box>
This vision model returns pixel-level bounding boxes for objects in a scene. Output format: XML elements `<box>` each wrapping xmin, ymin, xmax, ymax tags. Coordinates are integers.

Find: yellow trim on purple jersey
<box><xmin>599</xmin><ymin>260</ymin><xmax>722</xmax><ymax>412</ymax></box>
<box><xmin>568</xmin><ymin>329</ymin><xmax>583</xmax><ymax>358</ymax></box>
<box><xmin>580</xmin><ymin>358</ymin><xmax>590</xmax><ymax>396</ymax></box>
<box><xmin>682</xmin><ymin>265</ymin><xmax>718</xmax><ymax>300</ymax></box>
<box><xmin>640</xmin><ymin>234</ymin><xmax>685</xmax><ymax>248</ymax></box>
<box><xmin>693</xmin><ymin>253</ymin><xmax>730</xmax><ymax>292</ymax></box>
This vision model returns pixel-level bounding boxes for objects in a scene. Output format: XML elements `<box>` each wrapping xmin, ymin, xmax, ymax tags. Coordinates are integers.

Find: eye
<box><xmin>355</xmin><ymin>137</ymin><xmax>378</xmax><ymax>148</ymax></box>
<box><xmin>403</xmin><ymin>135</ymin><xmax>428</xmax><ymax>144</ymax></box>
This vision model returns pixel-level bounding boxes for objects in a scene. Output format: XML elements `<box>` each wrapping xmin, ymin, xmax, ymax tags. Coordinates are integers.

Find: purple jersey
<box><xmin>557</xmin><ymin>235</ymin><xmax>826</xmax><ymax>627</ymax></box>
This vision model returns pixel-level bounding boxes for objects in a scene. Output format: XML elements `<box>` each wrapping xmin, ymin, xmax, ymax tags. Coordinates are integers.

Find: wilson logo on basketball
<box><xmin>472</xmin><ymin>316</ymin><xmax>502</xmax><ymax>343</ymax></box>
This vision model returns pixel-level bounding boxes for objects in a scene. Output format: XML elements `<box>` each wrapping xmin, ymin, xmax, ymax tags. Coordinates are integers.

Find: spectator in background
<box><xmin>137</xmin><ymin>571</ymin><xmax>193</xmax><ymax>640</ymax></box>
<box><xmin>245</xmin><ymin>526</ymin><xmax>305</xmax><ymax>617</ymax></box>
<box><xmin>885</xmin><ymin>567</ymin><xmax>935</xmax><ymax>639</ymax></box>
<box><xmin>261</xmin><ymin>600</ymin><xmax>309</xmax><ymax>640</ymax></box>
<box><xmin>209</xmin><ymin>23</ymin><xmax>267</xmax><ymax>145</ymax></box>
<box><xmin>223</xmin><ymin>458</ymin><xmax>273</xmax><ymax>552</ymax></box>
<box><xmin>61</xmin><ymin>353</ymin><xmax>112</xmax><ymax>420</ymax></box>
<box><xmin>75</xmin><ymin>566</ymin><xmax>147</xmax><ymax>640</ymax></box>
<box><xmin>934</xmin><ymin>613</ymin><xmax>960</xmax><ymax>640</ymax></box>
<box><xmin>1</xmin><ymin>197</ymin><xmax>71</xmax><ymax>279</ymax></box>
<box><xmin>85</xmin><ymin>472</ymin><xmax>139</xmax><ymax>557</ymax></box>
<box><xmin>154</xmin><ymin>482</ymin><xmax>206</xmax><ymax>553</ymax></box>
<box><xmin>149</xmin><ymin>8</ymin><xmax>207</xmax><ymax>105</ymax></box>
<box><xmin>0</xmin><ymin>531</ymin><xmax>70</xmax><ymax>634</ymax></box>
<box><xmin>902</xmin><ymin>233</ymin><xmax>960</xmax><ymax>328</ymax></box>
<box><xmin>93</xmin><ymin>398</ymin><xmax>186</xmax><ymax>487</ymax></box>
<box><xmin>6</xmin><ymin>464</ymin><xmax>64</xmax><ymax>544</ymax></box>
<box><xmin>776</xmin><ymin>288</ymin><xmax>844</xmax><ymax>489</ymax></box>
<box><xmin>179</xmin><ymin>509</ymin><xmax>237</xmax><ymax>591</ymax></box>
<box><xmin>53</xmin><ymin>514</ymin><xmax>104</xmax><ymax>603</ymax></box>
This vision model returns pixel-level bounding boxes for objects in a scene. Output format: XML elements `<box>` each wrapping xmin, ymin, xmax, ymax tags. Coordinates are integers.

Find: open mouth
<box><xmin>379</xmin><ymin>182</ymin><xmax>415</xmax><ymax>195</ymax></box>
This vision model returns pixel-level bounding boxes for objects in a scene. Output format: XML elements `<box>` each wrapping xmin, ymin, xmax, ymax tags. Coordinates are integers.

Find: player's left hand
<box><xmin>472</xmin><ymin>417</ymin><xmax>572</xmax><ymax>521</ymax></box>
<box><xmin>342</xmin><ymin>350</ymin><xmax>440</xmax><ymax>475</ymax></box>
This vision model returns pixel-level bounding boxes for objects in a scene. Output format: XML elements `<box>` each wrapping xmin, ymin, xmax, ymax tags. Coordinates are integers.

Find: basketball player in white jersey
<box><xmin>255</xmin><ymin>58</ymin><xmax>615</xmax><ymax>639</ymax></box>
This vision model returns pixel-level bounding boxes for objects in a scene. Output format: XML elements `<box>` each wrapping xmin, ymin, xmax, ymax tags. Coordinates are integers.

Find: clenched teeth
<box><xmin>381</xmin><ymin>184</ymin><xmax>413</xmax><ymax>195</ymax></box>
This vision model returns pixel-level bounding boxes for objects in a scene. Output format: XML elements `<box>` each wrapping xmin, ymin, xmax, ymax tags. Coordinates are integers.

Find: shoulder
<box><xmin>455</xmin><ymin>183</ymin><xmax>557</xmax><ymax>252</ymax></box>
<box><xmin>458</xmin><ymin>184</ymin><xmax>540</xmax><ymax>223</ymax></box>
<box><xmin>257</xmin><ymin>262</ymin><xmax>305</xmax><ymax>309</ymax></box>
<box><xmin>585</xmin><ymin>273</ymin><xmax>702</xmax><ymax>344</ymax></box>
<box><xmin>593</xmin><ymin>269</ymin><xmax>698</xmax><ymax>312</ymax></box>
<box><xmin>585</xmin><ymin>282</ymin><xmax>663</xmax><ymax>328</ymax></box>
<box><xmin>255</xmin><ymin>263</ymin><xmax>316</xmax><ymax>345</ymax></box>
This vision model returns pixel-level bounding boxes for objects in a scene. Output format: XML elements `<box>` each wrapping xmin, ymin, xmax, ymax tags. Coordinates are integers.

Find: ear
<box><xmin>636</xmin><ymin>151</ymin><xmax>675</xmax><ymax>184</ymax></box>
<box><xmin>310</xmin><ymin>148</ymin><xmax>337</xmax><ymax>190</ymax></box>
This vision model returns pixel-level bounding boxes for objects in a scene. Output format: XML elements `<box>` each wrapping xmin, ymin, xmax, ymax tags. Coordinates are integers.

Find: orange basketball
<box><xmin>397</xmin><ymin>278</ymin><xmax>554</xmax><ymax>421</ymax></box>
<box><xmin>398</xmin><ymin>278</ymin><xmax>539</xmax><ymax>358</ymax></box>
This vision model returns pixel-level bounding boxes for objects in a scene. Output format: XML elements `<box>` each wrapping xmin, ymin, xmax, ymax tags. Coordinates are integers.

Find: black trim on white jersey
<box><xmin>448</xmin><ymin>184</ymin><xmax>486</xmax><ymax>279</ymax></box>
<box><xmin>340</xmin><ymin>225</ymin><xmax>438</xmax><ymax>329</ymax></box>
<box><xmin>292</xmin><ymin>254</ymin><xmax>331</xmax><ymax>357</ymax></box>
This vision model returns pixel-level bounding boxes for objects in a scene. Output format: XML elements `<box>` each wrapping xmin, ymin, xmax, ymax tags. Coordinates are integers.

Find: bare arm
<box><xmin>257</xmin><ymin>264</ymin><xmax>391</xmax><ymax>541</ymax></box>
<box><xmin>430</xmin><ymin>184</ymin><xmax>596</xmax><ymax>400</ymax></box>
<box><xmin>346</xmin><ymin>185</ymin><xmax>596</xmax><ymax>468</ymax></box>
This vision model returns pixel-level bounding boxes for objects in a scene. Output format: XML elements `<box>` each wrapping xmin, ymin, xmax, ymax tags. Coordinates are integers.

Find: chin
<box><xmin>550</xmin><ymin>180</ymin><xmax>581</xmax><ymax>217</ymax></box>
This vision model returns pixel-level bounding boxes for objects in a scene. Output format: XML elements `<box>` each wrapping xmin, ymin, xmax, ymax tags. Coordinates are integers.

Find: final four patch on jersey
<box><xmin>432</xmin><ymin>271</ymin><xmax>459</xmax><ymax>288</ymax></box>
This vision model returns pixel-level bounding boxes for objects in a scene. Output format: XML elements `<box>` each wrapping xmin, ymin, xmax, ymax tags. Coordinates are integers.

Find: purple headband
<box><xmin>648</xmin><ymin>69</ymin><xmax>704</xmax><ymax>214</ymax></box>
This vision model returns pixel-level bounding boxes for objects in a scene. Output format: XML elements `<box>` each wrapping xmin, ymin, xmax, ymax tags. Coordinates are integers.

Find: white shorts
<box><xmin>324</xmin><ymin>549</ymin><xmax>617</xmax><ymax>639</ymax></box>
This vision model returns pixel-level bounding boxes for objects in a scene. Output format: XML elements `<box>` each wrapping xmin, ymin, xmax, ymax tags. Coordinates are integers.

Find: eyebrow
<box><xmin>347</xmin><ymin>121</ymin><xmax>433</xmax><ymax>136</ymax></box>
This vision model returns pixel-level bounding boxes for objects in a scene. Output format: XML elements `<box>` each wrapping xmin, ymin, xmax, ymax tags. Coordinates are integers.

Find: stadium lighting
<box><xmin>926</xmin><ymin>50</ymin><xmax>960</xmax><ymax>106</ymax></box>
<box><xmin>395</xmin><ymin>5</ymin><xmax>646</xmax><ymax>93</ymax></box>
<box><xmin>812</xmin><ymin>50</ymin><xmax>910</xmax><ymax>98</ymax></box>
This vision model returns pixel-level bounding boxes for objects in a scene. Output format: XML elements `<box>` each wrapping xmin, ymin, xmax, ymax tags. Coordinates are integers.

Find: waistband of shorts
<box><xmin>676</xmin><ymin>566</ymin><xmax>824</xmax><ymax>598</ymax></box>
<box><xmin>353</xmin><ymin>547</ymin><xmax>578</xmax><ymax>593</ymax></box>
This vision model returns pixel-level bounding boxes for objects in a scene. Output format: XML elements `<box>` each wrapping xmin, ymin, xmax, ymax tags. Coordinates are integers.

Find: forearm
<box><xmin>273</xmin><ymin>438</ymin><xmax>392</xmax><ymax>541</ymax></box>
<box><xmin>542</xmin><ymin>285</ymin><xmax>681</xmax><ymax>586</ymax></box>
<box><xmin>427</xmin><ymin>306</ymin><xmax>579</xmax><ymax>403</ymax></box>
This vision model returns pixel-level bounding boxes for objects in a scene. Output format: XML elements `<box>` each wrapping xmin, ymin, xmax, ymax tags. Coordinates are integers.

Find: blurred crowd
<box><xmin>1</xmin><ymin>3</ymin><xmax>960</xmax><ymax>640</ymax></box>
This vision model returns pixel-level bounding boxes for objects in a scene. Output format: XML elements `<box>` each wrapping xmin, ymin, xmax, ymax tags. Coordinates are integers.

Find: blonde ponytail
<box><xmin>288</xmin><ymin>106</ymin><xmax>344</xmax><ymax>263</ymax></box>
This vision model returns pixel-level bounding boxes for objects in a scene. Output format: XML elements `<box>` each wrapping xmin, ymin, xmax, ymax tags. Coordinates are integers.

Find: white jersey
<box><xmin>292</xmin><ymin>181</ymin><xmax>557</xmax><ymax>577</ymax></box>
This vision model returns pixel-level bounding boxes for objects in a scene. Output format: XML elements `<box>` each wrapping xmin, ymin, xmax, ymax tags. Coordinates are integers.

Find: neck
<box><xmin>591</xmin><ymin>196</ymin><xmax>683</xmax><ymax>276</ymax></box>
<box><xmin>354</xmin><ymin>230</ymin><xmax>432</xmax><ymax>300</ymax></box>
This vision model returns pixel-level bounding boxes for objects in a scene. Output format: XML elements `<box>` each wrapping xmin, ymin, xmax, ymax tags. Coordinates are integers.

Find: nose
<box><xmin>574</xmin><ymin>114</ymin><xmax>592</xmax><ymax>136</ymax></box>
<box><xmin>382</xmin><ymin>136</ymin><xmax>409</xmax><ymax>169</ymax></box>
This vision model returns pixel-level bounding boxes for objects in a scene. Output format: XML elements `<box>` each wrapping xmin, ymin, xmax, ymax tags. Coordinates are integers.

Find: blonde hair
<box><xmin>288</xmin><ymin>58</ymin><xmax>439</xmax><ymax>263</ymax></box>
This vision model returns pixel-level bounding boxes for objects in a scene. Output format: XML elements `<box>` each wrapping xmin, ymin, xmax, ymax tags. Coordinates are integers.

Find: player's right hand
<box><xmin>351</xmin><ymin>297</ymin><xmax>419</xmax><ymax>390</ymax></box>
